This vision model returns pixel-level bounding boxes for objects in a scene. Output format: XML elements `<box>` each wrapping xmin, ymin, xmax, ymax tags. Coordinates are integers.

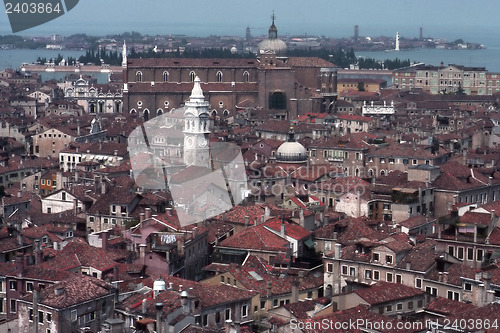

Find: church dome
<box><xmin>258</xmin><ymin>13</ymin><xmax>287</xmax><ymax>56</ymax></box>
<box><xmin>259</xmin><ymin>38</ymin><xmax>288</xmax><ymax>56</ymax></box>
<box><xmin>276</xmin><ymin>127</ymin><xmax>307</xmax><ymax>163</ymax></box>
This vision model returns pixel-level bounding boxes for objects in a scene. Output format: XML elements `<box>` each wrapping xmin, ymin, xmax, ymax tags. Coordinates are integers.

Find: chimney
<box><xmin>266</xmin><ymin>281</ymin><xmax>272</xmax><ymax>297</ymax></box>
<box><xmin>179</xmin><ymin>284</ymin><xmax>183</xmax><ymax>292</ymax></box>
<box><xmin>113</xmin><ymin>265</ymin><xmax>119</xmax><ymax>281</ymax></box>
<box><xmin>138</xmin><ymin>244</ymin><xmax>146</xmax><ymax>258</ymax></box>
<box><xmin>177</xmin><ymin>236</ymin><xmax>184</xmax><ymax>256</ymax></box>
<box><xmin>53</xmin><ymin>241</ymin><xmax>58</xmax><ymax>251</ymax></box>
<box><xmin>438</xmin><ymin>272</ymin><xmax>443</xmax><ymax>282</ymax></box>
<box><xmin>406</xmin><ymin>262</ymin><xmax>411</xmax><ymax>271</ymax></box>
<box><xmin>334</xmin><ymin>243</ymin><xmax>341</xmax><ymax>259</ymax></box>
<box><xmin>139</xmin><ymin>212</ymin><xmax>145</xmax><ymax>223</ymax></box>
<box><xmin>280</xmin><ymin>221</ymin><xmax>285</xmax><ymax>236</ymax></box>
<box><xmin>155</xmin><ymin>302</ymin><xmax>164</xmax><ymax>333</ymax></box>
<box><xmin>73</xmin><ymin>199</ymin><xmax>79</xmax><ymax>215</ymax></box>
<box><xmin>102</xmin><ymin>230</ymin><xmax>109</xmax><ymax>251</ymax></box>
<box><xmin>145</xmin><ymin>207</ymin><xmax>151</xmax><ymax>219</ymax></box>
<box><xmin>142</xmin><ymin>298</ymin><xmax>147</xmax><ymax>314</ymax></box>
<box><xmin>264</xmin><ymin>206</ymin><xmax>270</xmax><ymax>220</ymax></box>
<box><xmin>443</xmin><ymin>272</ymin><xmax>449</xmax><ymax>284</ymax></box>
<box><xmin>299</xmin><ymin>209</ymin><xmax>304</xmax><ymax>227</ymax></box>
<box><xmin>168</xmin><ymin>282</ymin><xmax>173</xmax><ymax>290</ymax></box>
<box><xmin>244</xmin><ymin>215</ymin><xmax>250</xmax><ymax>226</ymax></box>
<box><xmin>17</xmin><ymin>190</ymin><xmax>21</xmax><ymax>198</ymax></box>
<box><xmin>291</xmin><ymin>280</ymin><xmax>299</xmax><ymax>303</ymax></box>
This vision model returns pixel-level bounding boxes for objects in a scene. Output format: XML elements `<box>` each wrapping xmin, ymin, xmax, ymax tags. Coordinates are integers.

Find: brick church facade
<box><xmin>122</xmin><ymin>53</ymin><xmax>338</xmax><ymax>121</ymax></box>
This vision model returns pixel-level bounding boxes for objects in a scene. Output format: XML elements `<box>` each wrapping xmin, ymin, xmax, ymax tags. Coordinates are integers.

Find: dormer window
<box><xmin>386</xmin><ymin>255</ymin><xmax>393</xmax><ymax>264</ymax></box>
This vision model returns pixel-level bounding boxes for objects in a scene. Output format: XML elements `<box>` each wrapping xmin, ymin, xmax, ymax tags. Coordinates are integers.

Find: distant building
<box><xmin>393</xmin><ymin>63</ymin><xmax>488</xmax><ymax>95</ymax></box>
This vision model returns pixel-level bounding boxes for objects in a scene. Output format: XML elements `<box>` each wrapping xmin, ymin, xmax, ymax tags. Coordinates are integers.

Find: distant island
<box><xmin>1</xmin><ymin>30</ymin><xmax>485</xmax><ymax>72</ymax></box>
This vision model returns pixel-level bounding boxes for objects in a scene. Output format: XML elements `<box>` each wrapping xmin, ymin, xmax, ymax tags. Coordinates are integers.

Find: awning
<box><xmin>304</xmin><ymin>238</ymin><xmax>315</xmax><ymax>249</ymax></box>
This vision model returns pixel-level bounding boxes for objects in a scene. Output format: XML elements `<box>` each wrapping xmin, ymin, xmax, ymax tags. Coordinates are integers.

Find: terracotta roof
<box><xmin>354</xmin><ymin>281</ymin><xmax>425</xmax><ymax>305</ymax></box>
<box><xmin>30</xmin><ymin>274</ymin><xmax>114</xmax><ymax>309</ymax></box>
<box><xmin>424</xmin><ymin>297</ymin><xmax>476</xmax><ymax>316</ymax></box>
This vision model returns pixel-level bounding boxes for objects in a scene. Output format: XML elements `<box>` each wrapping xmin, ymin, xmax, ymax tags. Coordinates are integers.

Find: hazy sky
<box><xmin>1</xmin><ymin>0</ymin><xmax>499</xmax><ymax>42</ymax></box>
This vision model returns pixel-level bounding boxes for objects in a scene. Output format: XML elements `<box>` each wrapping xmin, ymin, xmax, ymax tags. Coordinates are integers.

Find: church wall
<box><xmin>258</xmin><ymin>68</ymin><xmax>296</xmax><ymax>111</ymax></box>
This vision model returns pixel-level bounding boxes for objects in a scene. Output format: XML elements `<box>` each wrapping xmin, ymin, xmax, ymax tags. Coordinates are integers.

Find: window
<box><xmin>273</xmin><ymin>299</ymin><xmax>278</xmax><ymax>308</ymax></box>
<box><xmin>326</xmin><ymin>263</ymin><xmax>333</xmax><ymax>273</ymax></box>
<box><xmin>397</xmin><ymin>303</ymin><xmax>403</xmax><ymax>311</ymax></box>
<box><xmin>189</xmin><ymin>71</ymin><xmax>196</xmax><ymax>82</ymax></box>
<box><xmin>415</xmin><ymin>278</ymin><xmax>422</xmax><ymax>289</ymax></box>
<box><xmin>216</xmin><ymin>71</ymin><xmax>223</xmax><ymax>82</ymax></box>
<box><xmin>242</xmin><ymin>304</ymin><xmax>248</xmax><ymax>317</ymax></box>
<box><xmin>477</xmin><ymin>249</ymin><xmax>484</xmax><ymax>262</ymax></box>
<box><xmin>9</xmin><ymin>281</ymin><xmax>17</xmax><ymax>290</ymax></box>
<box><xmin>202</xmin><ymin>314</ymin><xmax>208</xmax><ymax>326</ymax></box>
<box><xmin>136</xmin><ymin>71</ymin><xmax>143</xmax><ymax>82</ymax></box>
<box><xmin>396</xmin><ymin>274</ymin><xmax>402</xmax><ymax>284</ymax></box>
<box><xmin>389</xmin><ymin>158</ymin><xmax>395</xmax><ymax>164</ymax></box>
<box><xmin>386</xmin><ymin>255</ymin><xmax>393</xmax><ymax>264</ymax></box>
<box><xmin>89</xmin><ymin>311</ymin><xmax>95</xmax><ymax>321</ymax></box>
<box><xmin>457</xmin><ymin>247</ymin><xmax>464</xmax><ymax>260</ymax></box>
<box><xmin>349</xmin><ymin>267</ymin><xmax>356</xmax><ymax>276</ymax></box>
<box><xmin>39</xmin><ymin>311</ymin><xmax>44</xmax><ymax>323</ymax></box>
<box><xmin>365</xmin><ymin>269</ymin><xmax>372</xmax><ymax>279</ymax></box>
<box><xmin>47</xmin><ymin>312</ymin><xmax>52</xmax><ymax>322</ymax></box>
<box><xmin>10</xmin><ymin>299</ymin><xmax>16</xmax><ymax>313</ymax></box>
<box><xmin>373</xmin><ymin>253</ymin><xmax>380</xmax><ymax>262</ymax></box>
<box><xmin>26</xmin><ymin>282</ymin><xmax>34</xmax><ymax>292</ymax></box>
<box><xmin>386</xmin><ymin>305</ymin><xmax>392</xmax><ymax>312</ymax></box>
<box><xmin>243</xmin><ymin>71</ymin><xmax>250</xmax><ymax>82</ymax></box>
<box><xmin>341</xmin><ymin>265</ymin><xmax>348</xmax><ymax>275</ymax></box>
<box><xmin>29</xmin><ymin>308</ymin><xmax>34</xmax><ymax>321</ymax></box>
<box><xmin>380</xmin><ymin>157</ymin><xmax>386</xmax><ymax>164</ymax></box>
<box><xmin>412</xmin><ymin>159</ymin><xmax>418</xmax><ymax>165</ymax></box>
<box><xmin>426</xmin><ymin>286</ymin><xmax>438</xmax><ymax>296</ymax></box>
<box><xmin>467</xmin><ymin>248</ymin><xmax>474</xmax><ymax>261</ymax></box>
<box><xmin>221</xmin><ymin>276</ymin><xmax>224</xmax><ymax>283</ymax></box>
<box><xmin>162</xmin><ymin>71</ymin><xmax>169</xmax><ymax>82</ymax></box>
<box><xmin>103</xmin><ymin>218</ymin><xmax>109</xmax><ymax>224</ymax></box>
<box><xmin>447</xmin><ymin>291</ymin><xmax>459</xmax><ymax>301</ymax></box>
<box><xmin>464</xmin><ymin>283</ymin><xmax>472</xmax><ymax>291</ymax></box>
<box><xmin>260</xmin><ymin>300</ymin><xmax>266</xmax><ymax>309</ymax></box>
<box><xmin>71</xmin><ymin>309</ymin><xmax>77</xmax><ymax>321</ymax></box>
<box><xmin>373</xmin><ymin>271</ymin><xmax>380</xmax><ymax>280</ymax></box>
<box><xmin>408</xmin><ymin>301</ymin><xmax>414</xmax><ymax>310</ymax></box>
<box><xmin>417</xmin><ymin>299</ymin><xmax>423</xmax><ymax>308</ymax></box>
<box><xmin>386</xmin><ymin>273</ymin><xmax>393</xmax><ymax>282</ymax></box>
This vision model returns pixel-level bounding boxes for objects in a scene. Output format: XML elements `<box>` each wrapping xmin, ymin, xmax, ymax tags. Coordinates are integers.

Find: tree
<box><xmin>456</xmin><ymin>82</ymin><xmax>466</xmax><ymax>95</ymax></box>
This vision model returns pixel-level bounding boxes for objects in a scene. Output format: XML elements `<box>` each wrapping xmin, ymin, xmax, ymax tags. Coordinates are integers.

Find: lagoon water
<box><xmin>2</xmin><ymin>39</ymin><xmax>500</xmax><ymax>79</ymax></box>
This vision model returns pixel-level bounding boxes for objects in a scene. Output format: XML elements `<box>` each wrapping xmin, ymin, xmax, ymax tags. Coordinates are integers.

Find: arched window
<box><xmin>157</xmin><ymin>109</ymin><xmax>163</xmax><ymax>116</ymax></box>
<box><xmin>189</xmin><ymin>71</ymin><xmax>196</xmax><ymax>82</ymax></box>
<box><xmin>143</xmin><ymin>109</ymin><xmax>150</xmax><ymax>121</ymax></box>
<box><xmin>269</xmin><ymin>92</ymin><xmax>286</xmax><ymax>109</ymax></box>
<box><xmin>243</xmin><ymin>71</ymin><xmax>250</xmax><ymax>82</ymax></box>
<box><xmin>223</xmin><ymin>109</ymin><xmax>229</xmax><ymax>117</ymax></box>
<box><xmin>89</xmin><ymin>103</ymin><xmax>96</xmax><ymax>113</ymax></box>
<box><xmin>211</xmin><ymin>110</ymin><xmax>217</xmax><ymax>118</ymax></box>
<box><xmin>216</xmin><ymin>71</ymin><xmax>223</xmax><ymax>82</ymax></box>
<box><xmin>130</xmin><ymin>108</ymin><xmax>137</xmax><ymax>114</ymax></box>
<box><xmin>136</xmin><ymin>71</ymin><xmax>143</xmax><ymax>82</ymax></box>
<box><xmin>162</xmin><ymin>71</ymin><xmax>169</xmax><ymax>82</ymax></box>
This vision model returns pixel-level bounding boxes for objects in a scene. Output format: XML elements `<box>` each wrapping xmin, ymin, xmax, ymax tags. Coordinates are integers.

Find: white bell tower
<box><xmin>183</xmin><ymin>77</ymin><xmax>211</xmax><ymax>167</ymax></box>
